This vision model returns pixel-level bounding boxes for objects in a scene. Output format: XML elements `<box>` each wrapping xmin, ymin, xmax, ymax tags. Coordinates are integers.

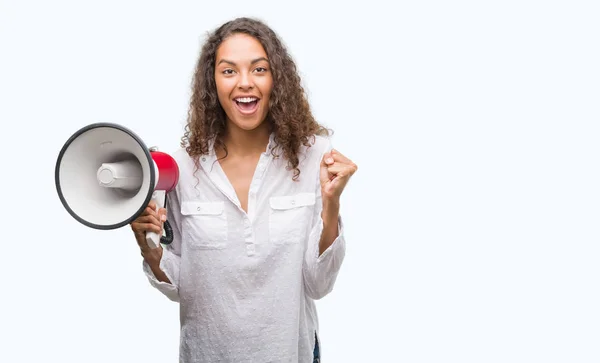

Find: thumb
<box><xmin>321</xmin><ymin>151</ymin><xmax>333</xmax><ymax>165</ymax></box>
<box><xmin>320</xmin><ymin>152</ymin><xmax>333</xmax><ymax>179</ymax></box>
<box><xmin>158</xmin><ymin>207</ymin><xmax>167</xmax><ymax>222</ymax></box>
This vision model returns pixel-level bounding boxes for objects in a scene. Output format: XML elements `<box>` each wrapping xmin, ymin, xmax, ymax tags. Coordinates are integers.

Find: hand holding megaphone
<box><xmin>130</xmin><ymin>200</ymin><xmax>167</xmax><ymax>254</ymax></box>
<box><xmin>55</xmin><ymin>123</ymin><xmax>180</xmax><ymax>249</ymax></box>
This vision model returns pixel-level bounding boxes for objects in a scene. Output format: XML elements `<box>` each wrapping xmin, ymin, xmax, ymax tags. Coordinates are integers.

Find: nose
<box><xmin>237</xmin><ymin>71</ymin><xmax>253</xmax><ymax>90</ymax></box>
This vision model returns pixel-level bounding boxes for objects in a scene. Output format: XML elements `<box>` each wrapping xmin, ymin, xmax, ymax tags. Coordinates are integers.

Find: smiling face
<box><xmin>214</xmin><ymin>33</ymin><xmax>273</xmax><ymax>133</ymax></box>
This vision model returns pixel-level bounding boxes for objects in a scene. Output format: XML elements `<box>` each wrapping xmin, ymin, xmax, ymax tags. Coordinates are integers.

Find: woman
<box><xmin>131</xmin><ymin>17</ymin><xmax>357</xmax><ymax>363</ymax></box>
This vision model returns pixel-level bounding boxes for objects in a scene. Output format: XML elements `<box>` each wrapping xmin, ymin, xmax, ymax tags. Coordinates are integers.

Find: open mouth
<box><xmin>234</xmin><ymin>97</ymin><xmax>259</xmax><ymax>114</ymax></box>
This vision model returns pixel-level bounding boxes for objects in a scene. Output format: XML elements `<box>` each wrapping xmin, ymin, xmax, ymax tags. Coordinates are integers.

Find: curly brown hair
<box><xmin>180</xmin><ymin>17</ymin><xmax>330</xmax><ymax>180</ymax></box>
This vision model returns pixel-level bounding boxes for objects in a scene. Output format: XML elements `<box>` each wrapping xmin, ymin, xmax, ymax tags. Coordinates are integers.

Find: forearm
<box><xmin>304</xmin><ymin>197</ymin><xmax>345</xmax><ymax>299</ymax></box>
<box><xmin>319</xmin><ymin>199</ymin><xmax>340</xmax><ymax>255</ymax></box>
<box><xmin>143</xmin><ymin>246</ymin><xmax>172</xmax><ymax>284</ymax></box>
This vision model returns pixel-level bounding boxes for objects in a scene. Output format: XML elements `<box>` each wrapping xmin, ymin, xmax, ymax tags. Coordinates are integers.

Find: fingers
<box><xmin>131</xmin><ymin>215</ymin><xmax>162</xmax><ymax>233</ymax></box>
<box><xmin>131</xmin><ymin>204</ymin><xmax>167</xmax><ymax>238</ymax></box>
<box><xmin>139</xmin><ymin>205</ymin><xmax>157</xmax><ymax>218</ymax></box>
<box><xmin>323</xmin><ymin>150</ymin><xmax>357</xmax><ymax>169</ymax></box>
<box><xmin>320</xmin><ymin>148</ymin><xmax>358</xmax><ymax>199</ymax></box>
<box><xmin>135</xmin><ymin>213</ymin><xmax>162</xmax><ymax>226</ymax></box>
<box><xmin>326</xmin><ymin>162</ymin><xmax>350</xmax><ymax>175</ymax></box>
<box><xmin>138</xmin><ymin>205</ymin><xmax>167</xmax><ymax>219</ymax></box>
<box><xmin>132</xmin><ymin>221</ymin><xmax>162</xmax><ymax>235</ymax></box>
<box><xmin>330</xmin><ymin>149</ymin><xmax>351</xmax><ymax>163</ymax></box>
<box><xmin>321</xmin><ymin>149</ymin><xmax>358</xmax><ymax>182</ymax></box>
<box><xmin>331</xmin><ymin>149</ymin><xmax>357</xmax><ymax>171</ymax></box>
<box><xmin>327</xmin><ymin>163</ymin><xmax>347</xmax><ymax>180</ymax></box>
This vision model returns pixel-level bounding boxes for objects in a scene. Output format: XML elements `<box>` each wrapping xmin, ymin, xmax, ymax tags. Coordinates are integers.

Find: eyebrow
<box><xmin>217</xmin><ymin>57</ymin><xmax>269</xmax><ymax>66</ymax></box>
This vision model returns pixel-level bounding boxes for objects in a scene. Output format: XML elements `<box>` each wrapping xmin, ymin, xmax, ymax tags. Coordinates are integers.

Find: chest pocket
<box><xmin>180</xmin><ymin>201</ymin><xmax>228</xmax><ymax>250</ymax></box>
<box><xmin>269</xmin><ymin>192</ymin><xmax>316</xmax><ymax>244</ymax></box>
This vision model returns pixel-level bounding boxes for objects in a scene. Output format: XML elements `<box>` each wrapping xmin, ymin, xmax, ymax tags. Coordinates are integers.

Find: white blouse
<box><xmin>143</xmin><ymin>133</ymin><xmax>346</xmax><ymax>362</ymax></box>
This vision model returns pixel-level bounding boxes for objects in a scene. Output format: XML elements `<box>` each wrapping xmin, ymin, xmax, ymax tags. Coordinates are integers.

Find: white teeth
<box><xmin>236</xmin><ymin>97</ymin><xmax>257</xmax><ymax>103</ymax></box>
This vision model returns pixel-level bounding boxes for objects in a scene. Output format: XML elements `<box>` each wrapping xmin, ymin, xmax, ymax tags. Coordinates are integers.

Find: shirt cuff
<box><xmin>316</xmin><ymin>215</ymin><xmax>345</xmax><ymax>262</ymax></box>
<box><xmin>142</xmin><ymin>247</ymin><xmax>177</xmax><ymax>287</ymax></box>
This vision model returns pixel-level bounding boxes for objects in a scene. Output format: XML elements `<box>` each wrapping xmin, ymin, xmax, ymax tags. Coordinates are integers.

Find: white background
<box><xmin>1</xmin><ymin>0</ymin><xmax>599</xmax><ymax>362</ymax></box>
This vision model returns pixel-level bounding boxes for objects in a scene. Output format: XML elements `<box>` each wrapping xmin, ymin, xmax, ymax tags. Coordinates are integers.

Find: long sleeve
<box><xmin>142</xmin><ymin>187</ymin><xmax>182</xmax><ymax>303</ymax></box>
<box><xmin>302</xmin><ymin>145</ymin><xmax>347</xmax><ymax>300</ymax></box>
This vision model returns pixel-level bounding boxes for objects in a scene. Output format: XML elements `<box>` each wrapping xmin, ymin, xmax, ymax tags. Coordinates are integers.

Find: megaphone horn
<box><xmin>55</xmin><ymin>123</ymin><xmax>180</xmax><ymax>249</ymax></box>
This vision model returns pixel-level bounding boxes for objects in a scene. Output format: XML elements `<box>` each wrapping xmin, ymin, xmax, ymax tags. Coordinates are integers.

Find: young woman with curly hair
<box><xmin>130</xmin><ymin>17</ymin><xmax>357</xmax><ymax>363</ymax></box>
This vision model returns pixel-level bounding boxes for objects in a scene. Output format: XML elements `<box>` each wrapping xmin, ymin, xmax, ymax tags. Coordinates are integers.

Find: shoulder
<box><xmin>295</xmin><ymin>134</ymin><xmax>333</xmax><ymax>174</ymax></box>
<box><xmin>170</xmin><ymin>147</ymin><xmax>190</xmax><ymax>162</ymax></box>
<box><xmin>169</xmin><ymin>147</ymin><xmax>195</xmax><ymax>168</ymax></box>
<box><xmin>166</xmin><ymin>148</ymin><xmax>197</xmax><ymax>200</ymax></box>
<box><xmin>303</xmin><ymin>134</ymin><xmax>333</xmax><ymax>157</ymax></box>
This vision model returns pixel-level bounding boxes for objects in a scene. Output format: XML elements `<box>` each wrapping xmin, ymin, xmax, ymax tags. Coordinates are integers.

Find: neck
<box><xmin>221</xmin><ymin>121</ymin><xmax>271</xmax><ymax>157</ymax></box>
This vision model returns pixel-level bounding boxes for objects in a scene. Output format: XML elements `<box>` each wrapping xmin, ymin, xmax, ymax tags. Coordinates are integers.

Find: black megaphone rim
<box><xmin>54</xmin><ymin>122</ymin><xmax>156</xmax><ymax>230</ymax></box>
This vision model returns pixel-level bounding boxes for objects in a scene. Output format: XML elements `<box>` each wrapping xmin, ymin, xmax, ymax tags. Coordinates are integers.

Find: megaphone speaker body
<box><xmin>55</xmin><ymin>123</ymin><xmax>179</xmax><ymax>249</ymax></box>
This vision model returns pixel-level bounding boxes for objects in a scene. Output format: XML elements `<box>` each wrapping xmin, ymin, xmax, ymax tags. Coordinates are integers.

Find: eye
<box><xmin>222</xmin><ymin>69</ymin><xmax>235</xmax><ymax>75</ymax></box>
<box><xmin>254</xmin><ymin>67</ymin><xmax>268</xmax><ymax>73</ymax></box>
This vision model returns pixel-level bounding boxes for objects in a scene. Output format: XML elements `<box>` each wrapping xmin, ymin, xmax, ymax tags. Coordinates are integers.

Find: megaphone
<box><xmin>55</xmin><ymin>122</ymin><xmax>179</xmax><ymax>249</ymax></box>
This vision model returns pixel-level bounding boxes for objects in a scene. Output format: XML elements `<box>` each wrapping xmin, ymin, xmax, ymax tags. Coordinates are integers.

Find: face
<box><xmin>214</xmin><ymin>33</ymin><xmax>273</xmax><ymax>132</ymax></box>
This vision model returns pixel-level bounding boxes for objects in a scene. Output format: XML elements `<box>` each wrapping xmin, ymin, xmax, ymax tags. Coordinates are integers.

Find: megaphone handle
<box><xmin>146</xmin><ymin>190</ymin><xmax>166</xmax><ymax>249</ymax></box>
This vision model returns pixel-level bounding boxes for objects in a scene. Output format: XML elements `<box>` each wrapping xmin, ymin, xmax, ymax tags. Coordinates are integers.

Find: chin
<box><xmin>238</xmin><ymin>122</ymin><xmax>263</xmax><ymax>131</ymax></box>
<box><xmin>229</xmin><ymin>115</ymin><xmax>269</xmax><ymax>132</ymax></box>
